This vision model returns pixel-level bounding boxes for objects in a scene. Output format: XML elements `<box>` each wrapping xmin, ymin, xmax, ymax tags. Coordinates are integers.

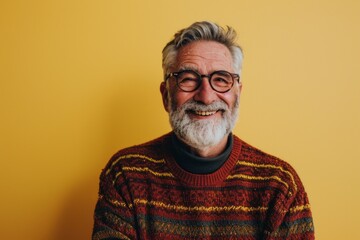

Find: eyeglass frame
<box><xmin>165</xmin><ymin>69</ymin><xmax>240</xmax><ymax>93</ymax></box>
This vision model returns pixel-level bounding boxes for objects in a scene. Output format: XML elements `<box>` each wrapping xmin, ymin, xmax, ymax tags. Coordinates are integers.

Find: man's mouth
<box><xmin>194</xmin><ymin>110</ymin><xmax>217</xmax><ymax>116</ymax></box>
<box><xmin>186</xmin><ymin>110</ymin><xmax>222</xmax><ymax>116</ymax></box>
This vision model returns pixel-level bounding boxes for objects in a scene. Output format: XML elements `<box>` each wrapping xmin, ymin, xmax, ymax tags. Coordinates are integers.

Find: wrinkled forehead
<box><xmin>174</xmin><ymin>41</ymin><xmax>234</xmax><ymax>73</ymax></box>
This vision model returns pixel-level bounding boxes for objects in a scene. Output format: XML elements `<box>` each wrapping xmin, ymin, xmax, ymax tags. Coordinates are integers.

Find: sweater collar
<box><xmin>170</xmin><ymin>133</ymin><xmax>233</xmax><ymax>174</ymax></box>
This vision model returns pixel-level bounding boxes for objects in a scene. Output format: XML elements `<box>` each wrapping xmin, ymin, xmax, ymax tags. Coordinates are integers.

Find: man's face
<box><xmin>160</xmin><ymin>40</ymin><xmax>242</xmax><ymax>150</ymax></box>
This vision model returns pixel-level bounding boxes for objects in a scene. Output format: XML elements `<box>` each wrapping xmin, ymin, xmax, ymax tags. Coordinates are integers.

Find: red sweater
<box><xmin>92</xmin><ymin>133</ymin><xmax>314</xmax><ymax>239</ymax></box>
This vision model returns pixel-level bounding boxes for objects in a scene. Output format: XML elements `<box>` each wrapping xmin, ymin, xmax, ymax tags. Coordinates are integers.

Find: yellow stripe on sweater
<box><xmin>227</xmin><ymin>173</ymin><xmax>289</xmax><ymax>189</ymax></box>
<box><xmin>289</xmin><ymin>204</ymin><xmax>311</xmax><ymax>213</ymax></box>
<box><xmin>236</xmin><ymin>161</ymin><xmax>298</xmax><ymax>191</ymax></box>
<box><xmin>99</xmin><ymin>194</ymin><xmax>128</xmax><ymax>208</ymax></box>
<box><xmin>102</xmin><ymin>195</ymin><xmax>310</xmax><ymax>215</ymax></box>
<box><xmin>132</xmin><ymin>199</ymin><xmax>268</xmax><ymax>213</ymax></box>
<box><xmin>122</xmin><ymin>167</ymin><xmax>174</xmax><ymax>178</ymax></box>
<box><xmin>112</xmin><ymin>166</ymin><xmax>174</xmax><ymax>185</ymax></box>
<box><xmin>106</xmin><ymin>154</ymin><xmax>165</xmax><ymax>175</ymax></box>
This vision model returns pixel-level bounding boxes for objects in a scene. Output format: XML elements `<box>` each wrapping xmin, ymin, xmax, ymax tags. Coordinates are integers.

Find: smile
<box><xmin>193</xmin><ymin>110</ymin><xmax>217</xmax><ymax>116</ymax></box>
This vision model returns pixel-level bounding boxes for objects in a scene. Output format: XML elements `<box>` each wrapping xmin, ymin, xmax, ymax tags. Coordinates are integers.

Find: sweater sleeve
<box><xmin>265</xmin><ymin>176</ymin><xmax>315</xmax><ymax>239</ymax></box>
<box><xmin>92</xmin><ymin>164</ymin><xmax>137</xmax><ymax>240</ymax></box>
<box><xmin>270</xmin><ymin>191</ymin><xmax>314</xmax><ymax>239</ymax></box>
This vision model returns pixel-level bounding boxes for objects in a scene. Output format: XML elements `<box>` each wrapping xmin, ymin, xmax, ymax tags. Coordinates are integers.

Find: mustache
<box><xmin>173</xmin><ymin>100</ymin><xmax>229</xmax><ymax>113</ymax></box>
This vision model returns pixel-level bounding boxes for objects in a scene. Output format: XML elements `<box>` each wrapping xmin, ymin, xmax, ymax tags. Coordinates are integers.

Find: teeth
<box><xmin>194</xmin><ymin>111</ymin><xmax>217</xmax><ymax>116</ymax></box>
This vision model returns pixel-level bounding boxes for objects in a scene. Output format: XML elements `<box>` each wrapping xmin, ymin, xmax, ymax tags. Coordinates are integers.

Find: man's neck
<box><xmin>170</xmin><ymin>133</ymin><xmax>233</xmax><ymax>174</ymax></box>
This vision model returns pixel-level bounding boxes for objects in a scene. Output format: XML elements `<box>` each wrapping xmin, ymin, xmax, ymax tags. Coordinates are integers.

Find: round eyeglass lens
<box><xmin>177</xmin><ymin>71</ymin><xmax>200</xmax><ymax>91</ymax></box>
<box><xmin>210</xmin><ymin>71</ymin><xmax>234</xmax><ymax>92</ymax></box>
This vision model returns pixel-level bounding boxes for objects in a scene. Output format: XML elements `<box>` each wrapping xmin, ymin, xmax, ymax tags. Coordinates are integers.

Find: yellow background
<box><xmin>1</xmin><ymin>0</ymin><xmax>359</xmax><ymax>239</ymax></box>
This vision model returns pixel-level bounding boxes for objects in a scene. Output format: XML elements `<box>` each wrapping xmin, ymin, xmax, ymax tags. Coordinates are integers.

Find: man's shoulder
<box><xmin>235</xmin><ymin>135</ymin><xmax>293</xmax><ymax>169</ymax></box>
<box><xmin>115</xmin><ymin>133</ymin><xmax>170</xmax><ymax>156</ymax></box>
<box><xmin>102</xmin><ymin>132</ymin><xmax>171</xmax><ymax>174</ymax></box>
<box><xmin>234</xmin><ymin>135</ymin><xmax>304</xmax><ymax>194</ymax></box>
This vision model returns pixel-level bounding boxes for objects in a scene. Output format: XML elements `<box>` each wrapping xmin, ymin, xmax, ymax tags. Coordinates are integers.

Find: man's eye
<box><xmin>212</xmin><ymin>77</ymin><xmax>230</xmax><ymax>85</ymax></box>
<box><xmin>179</xmin><ymin>78</ymin><xmax>198</xmax><ymax>85</ymax></box>
<box><xmin>214</xmin><ymin>77</ymin><xmax>227</xmax><ymax>82</ymax></box>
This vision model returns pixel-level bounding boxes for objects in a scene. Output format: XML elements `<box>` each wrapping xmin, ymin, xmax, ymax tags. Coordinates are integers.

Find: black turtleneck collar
<box><xmin>170</xmin><ymin>133</ymin><xmax>233</xmax><ymax>174</ymax></box>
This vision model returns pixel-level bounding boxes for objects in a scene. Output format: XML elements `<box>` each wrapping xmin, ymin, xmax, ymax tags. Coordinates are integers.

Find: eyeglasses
<box><xmin>165</xmin><ymin>70</ymin><xmax>240</xmax><ymax>93</ymax></box>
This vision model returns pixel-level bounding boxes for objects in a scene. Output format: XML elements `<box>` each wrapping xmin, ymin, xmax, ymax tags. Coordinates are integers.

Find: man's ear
<box><xmin>160</xmin><ymin>81</ymin><xmax>170</xmax><ymax>112</ymax></box>
<box><xmin>238</xmin><ymin>81</ymin><xmax>243</xmax><ymax>93</ymax></box>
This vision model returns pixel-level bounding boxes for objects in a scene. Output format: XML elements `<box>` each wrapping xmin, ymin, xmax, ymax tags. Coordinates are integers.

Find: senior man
<box><xmin>92</xmin><ymin>21</ymin><xmax>314</xmax><ymax>239</ymax></box>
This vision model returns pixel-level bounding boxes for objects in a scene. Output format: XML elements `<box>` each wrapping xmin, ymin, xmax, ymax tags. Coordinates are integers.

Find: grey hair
<box><xmin>162</xmin><ymin>21</ymin><xmax>244</xmax><ymax>79</ymax></box>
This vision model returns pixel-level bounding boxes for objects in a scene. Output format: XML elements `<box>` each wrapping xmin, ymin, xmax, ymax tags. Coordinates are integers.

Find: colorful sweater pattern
<box><xmin>92</xmin><ymin>133</ymin><xmax>314</xmax><ymax>239</ymax></box>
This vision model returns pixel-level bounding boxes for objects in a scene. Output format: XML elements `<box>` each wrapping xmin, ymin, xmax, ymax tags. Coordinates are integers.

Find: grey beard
<box><xmin>168</xmin><ymin>98</ymin><xmax>239</xmax><ymax>150</ymax></box>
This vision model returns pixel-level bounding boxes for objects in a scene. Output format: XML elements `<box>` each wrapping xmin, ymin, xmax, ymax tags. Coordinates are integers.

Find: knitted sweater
<box><xmin>92</xmin><ymin>133</ymin><xmax>314</xmax><ymax>239</ymax></box>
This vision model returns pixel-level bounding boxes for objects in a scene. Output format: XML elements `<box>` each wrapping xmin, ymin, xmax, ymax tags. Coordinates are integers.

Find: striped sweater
<box><xmin>92</xmin><ymin>132</ymin><xmax>314</xmax><ymax>239</ymax></box>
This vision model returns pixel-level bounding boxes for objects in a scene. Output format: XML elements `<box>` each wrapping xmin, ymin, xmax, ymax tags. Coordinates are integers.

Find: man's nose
<box><xmin>193</xmin><ymin>77</ymin><xmax>218</xmax><ymax>105</ymax></box>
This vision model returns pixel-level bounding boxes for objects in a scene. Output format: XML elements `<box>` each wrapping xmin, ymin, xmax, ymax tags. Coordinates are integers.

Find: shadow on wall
<box><xmin>51</xmin><ymin>173</ymin><xmax>99</xmax><ymax>240</ymax></box>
